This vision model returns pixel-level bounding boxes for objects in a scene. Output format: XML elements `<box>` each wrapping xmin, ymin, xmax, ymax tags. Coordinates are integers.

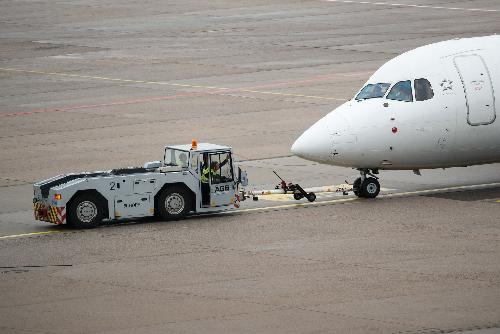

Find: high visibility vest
<box><xmin>201</xmin><ymin>167</ymin><xmax>212</xmax><ymax>183</ymax></box>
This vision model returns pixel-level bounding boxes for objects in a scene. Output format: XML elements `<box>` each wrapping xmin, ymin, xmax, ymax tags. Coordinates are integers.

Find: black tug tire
<box><xmin>293</xmin><ymin>192</ymin><xmax>303</xmax><ymax>201</ymax></box>
<box><xmin>67</xmin><ymin>193</ymin><xmax>104</xmax><ymax>229</ymax></box>
<box><xmin>307</xmin><ymin>192</ymin><xmax>316</xmax><ymax>202</ymax></box>
<box><xmin>353</xmin><ymin>177</ymin><xmax>362</xmax><ymax>197</ymax></box>
<box><xmin>157</xmin><ymin>186</ymin><xmax>191</xmax><ymax>220</ymax></box>
<box><xmin>360</xmin><ymin>177</ymin><xmax>380</xmax><ymax>199</ymax></box>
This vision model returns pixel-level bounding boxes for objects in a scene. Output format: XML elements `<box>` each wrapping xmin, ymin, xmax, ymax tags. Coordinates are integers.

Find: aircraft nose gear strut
<box><xmin>353</xmin><ymin>169</ymin><xmax>380</xmax><ymax>199</ymax></box>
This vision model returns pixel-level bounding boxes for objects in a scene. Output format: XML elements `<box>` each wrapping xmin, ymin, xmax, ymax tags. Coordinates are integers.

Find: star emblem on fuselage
<box><xmin>440</xmin><ymin>79</ymin><xmax>453</xmax><ymax>91</ymax></box>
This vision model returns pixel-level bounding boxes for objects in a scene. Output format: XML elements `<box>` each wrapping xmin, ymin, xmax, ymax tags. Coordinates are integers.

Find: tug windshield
<box><xmin>164</xmin><ymin>149</ymin><xmax>190</xmax><ymax>168</ymax></box>
<box><xmin>355</xmin><ymin>83</ymin><xmax>391</xmax><ymax>101</ymax></box>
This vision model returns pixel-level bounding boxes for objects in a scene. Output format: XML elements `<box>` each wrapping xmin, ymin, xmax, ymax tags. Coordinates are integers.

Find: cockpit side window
<box><xmin>414</xmin><ymin>78</ymin><xmax>434</xmax><ymax>101</ymax></box>
<box><xmin>387</xmin><ymin>80</ymin><xmax>413</xmax><ymax>102</ymax></box>
<box><xmin>355</xmin><ymin>83</ymin><xmax>390</xmax><ymax>101</ymax></box>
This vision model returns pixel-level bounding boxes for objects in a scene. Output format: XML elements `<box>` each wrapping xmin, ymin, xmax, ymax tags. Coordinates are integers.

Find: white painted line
<box><xmin>323</xmin><ymin>0</ymin><xmax>500</xmax><ymax>13</ymax></box>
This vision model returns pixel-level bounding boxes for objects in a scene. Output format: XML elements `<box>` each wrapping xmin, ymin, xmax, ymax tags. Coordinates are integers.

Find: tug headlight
<box><xmin>54</xmin><ymin>194</ymin><xmax>62</xmax><ymax>201</ymax></box>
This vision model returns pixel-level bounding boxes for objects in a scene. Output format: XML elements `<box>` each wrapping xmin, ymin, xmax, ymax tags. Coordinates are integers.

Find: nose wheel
<box><xmin>353</xmin><ymin>170</ymin><xmax>380</xmax><ymax>199</ymax></box>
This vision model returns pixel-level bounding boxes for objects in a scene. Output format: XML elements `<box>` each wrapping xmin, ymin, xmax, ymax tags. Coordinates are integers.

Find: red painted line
<box><xmin>1</xmin><ymin>72</ymin><xmax>346</xmax><ymax>118</ymax></box>
<box><xmin>1</xmin><ymin>91</ymin><xmax>209</xmax><ymax>117</ymax></box>
<box><xmin>231</xmin><ymin>74</ymin><xmax>336</xmax><ymax>90</ymax></box>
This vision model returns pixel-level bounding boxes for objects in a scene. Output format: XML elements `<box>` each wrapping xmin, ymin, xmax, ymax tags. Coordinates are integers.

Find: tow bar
<box><xmin>273</xmin><ymin>171</ymin><xmax>316</xmax><ymax>202</ymax></box>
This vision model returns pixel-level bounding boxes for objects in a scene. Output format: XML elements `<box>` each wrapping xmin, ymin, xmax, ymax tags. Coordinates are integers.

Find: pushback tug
<box><xmin>33</xmin><ymin>141</ymin><xmax>248</xmax><ymax>228</ymax></box>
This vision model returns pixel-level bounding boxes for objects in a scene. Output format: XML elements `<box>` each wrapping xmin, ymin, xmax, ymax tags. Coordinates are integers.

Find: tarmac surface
<box><xmin>1</xmin><ymin>0</ymin><xmax>500</xmax><ymax>333</ymax></box>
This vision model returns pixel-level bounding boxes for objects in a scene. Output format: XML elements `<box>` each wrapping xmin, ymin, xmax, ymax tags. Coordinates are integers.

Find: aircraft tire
<box><xmin>353</xmin><ymin>177</ymin><xmax>362</xmax><ymax>197</ymax></box>
<box><xmin>360</xmin><ymin>177</ymin><xmax>380</xmax><ymax>199</ymax></box>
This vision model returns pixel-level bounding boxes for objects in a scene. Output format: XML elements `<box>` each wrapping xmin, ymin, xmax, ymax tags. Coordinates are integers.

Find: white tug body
<box><xmin>33</xmin><ymin>143</ymin><xmax>248</xmax><ymax>228</ymax></box>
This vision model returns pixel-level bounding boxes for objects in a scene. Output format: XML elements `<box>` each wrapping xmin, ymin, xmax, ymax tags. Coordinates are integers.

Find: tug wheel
<box><xmin>293</xmin><ymin>192</ymin><xmax>303</xmax><ymax>201</ymax></box>
<box><xmin>67</xmin><ymin>193</ymin><xmax>104</xmax><ymax>229</ymax></box>
<box><xmin>158</xmin><ymin>186</ymin><xmax>191</xmax><ymax>220</ymax></box>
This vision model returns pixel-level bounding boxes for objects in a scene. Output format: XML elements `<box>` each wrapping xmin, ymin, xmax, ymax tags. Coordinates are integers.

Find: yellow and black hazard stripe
<box><xmin>47</xmin><ymin>206</ymin><xmax>58</xmax><ymax>224</ymax></box>
<box><xmin>34</xmin><ymin>202</ymin><xmax>49</xmax><ymax>222</ymax></box>
<box><xmin>34</xmin><ymin>202</ymin><xmax>66</xmax><ymax>224</ymax></box>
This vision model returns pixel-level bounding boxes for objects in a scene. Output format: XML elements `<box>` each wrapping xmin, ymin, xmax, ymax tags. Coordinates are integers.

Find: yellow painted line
<box><xmin>0</xmin><ymin>67</ymin><xmax>205</xmax><ymax>87</ymax></box>
<box><xmin>229</xmin><ymin>182</ymin><xmax>500</xmax><ymax>214</ymax></box>
<box><xmin>236</xmin><ymin>198</ymin><xmax>358</xmax><ymax>212</ymax></box>
<box><xmin>3</xmin><ymin>183</ymin><xmax>498</xmax><ymax>240</ymax></box>
<box><xmin>0</xmin><ymin>67</ymin><xmax>345</xmax><ymax>101</ymax></box>
<box><xmin>0</xmin><ymin>230</ymin><xmax>63</xmax><ymax>240</ymax></box>
<box><xmin>258</xmin><ymin>194</ymin><xmax>296</xmax><ymax>201</ymax></box>
<box><xmin>256</xmin><ymin>187</ymin><xmax>393</xmax><ymax>201</ymax></box>
<box><xmin>381</xmin><ymin>182</ymin><xmax>500</xmax><ymax>198</ymax></box>
<box><xmin>323</xmin><ymin>0</ymin><xmax>500</xmax><ymax>12</ymax></box>
<box><xmin>238</xmin><ymin>89</ymin><xmax>345</xmax><ymax>101</ymax></box>
<box><xmin>257</xmin><ymin>192</ymin><xmax>337</xmax><ymax>202</ymax></box>
<box><xmin>229</xmin><ymin>197</ymin><xmax>359</xmax><ymax>213</ymax></box>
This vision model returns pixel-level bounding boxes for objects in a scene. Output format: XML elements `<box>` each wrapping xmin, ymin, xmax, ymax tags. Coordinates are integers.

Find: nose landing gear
<box><xmin>353</xmin><ymin>169</ymin><xmax>380</xmax><ymax>199</ymax></box>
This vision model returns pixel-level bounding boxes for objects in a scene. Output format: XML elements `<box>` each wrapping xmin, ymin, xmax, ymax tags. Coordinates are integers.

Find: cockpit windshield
<box><xmin>164</xmin><ymin>148</ymin><xmax>190</xmax><ymax>168</ymax></box>
<box><xmin>387</xmin><ymin>80</ymin><xmax>413</xmax><ymax>102</ymax></box>
<box><xmin>355</xmin><ymin>83</ymin><xmax>391</xmax><ymax>101</ymax></box>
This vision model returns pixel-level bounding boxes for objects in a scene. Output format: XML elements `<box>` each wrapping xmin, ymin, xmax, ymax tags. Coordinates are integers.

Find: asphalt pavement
<box><xmin>1</xmin><ymin>0</ymin><xmax>500</xmax><ymax>333</ymax></box>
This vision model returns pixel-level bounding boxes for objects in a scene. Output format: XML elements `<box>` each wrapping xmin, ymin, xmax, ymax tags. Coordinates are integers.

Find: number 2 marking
<box><xmin>110</xmin><ymin>182</ymin><xmax>116</xmax><ymax>190</ymax></box>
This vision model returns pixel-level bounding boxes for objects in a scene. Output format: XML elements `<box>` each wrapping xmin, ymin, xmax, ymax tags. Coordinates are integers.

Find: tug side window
<box><xmin>190</xmin><ymin>154</ymin><xmax>199</xmax><ymax>173</ymax></box>
<box><xmin>209</xmin><ymin>152</ymin><xmax>233</xmax><ymax>184</ymax></box>
<box><xmin>387</xmin><ymin>80</ymin><xmax>413</xmax><ymax>102</ymax></box>
<box><xmin>414</xmin><ymin>78</ymin><xmax>434</xmax><ymax>101</ymax></box>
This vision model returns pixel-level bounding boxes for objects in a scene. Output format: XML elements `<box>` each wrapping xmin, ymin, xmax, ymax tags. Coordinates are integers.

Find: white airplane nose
<box><xmin>291</xmin><ymin>121</ymin><xmax>333</xmax><ymax>163</ymax></box>
<box><xmin>290</xmin><ymin>133</ymin><xmax>308</xmax><ymax>158</ymax></box>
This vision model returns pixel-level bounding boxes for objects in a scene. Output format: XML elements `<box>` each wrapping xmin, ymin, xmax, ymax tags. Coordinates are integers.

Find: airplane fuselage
<box><xmin>292</xmin><ymin>35</ymin><xmax>500</xmax><ymax>170</ymax></box>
